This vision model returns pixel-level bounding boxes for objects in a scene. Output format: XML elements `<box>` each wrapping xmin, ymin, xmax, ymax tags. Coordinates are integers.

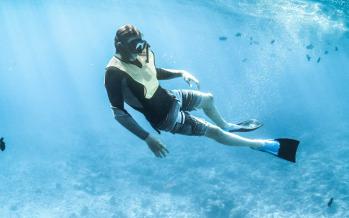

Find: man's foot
<box><xmin>251</xmin><ymin>139</ymin><xmax>299</xmax><ymax>163</ymax></box>
<box><xmin>222</xmin><ymin>122</ymin><xmax>242</xmax><ymax>131</ymax></box>
<box><xmin>252</xmin><ymin>140</ymin><xmax>280</xmax><ymax>155</ymax></box>
<box><xmin>222</xmin><ymin>119</ymin><xmax>263</xmax><ymax>132</ymax></box>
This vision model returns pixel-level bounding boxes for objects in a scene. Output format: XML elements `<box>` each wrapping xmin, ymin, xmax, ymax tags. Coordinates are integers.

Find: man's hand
<box><xmin>179</xmin><ymin>70</ymin><xmax>200</xmax><ymax>90</ymax></box>
<box><xmin>145</xmin><ymin>135</ymin><xmax>169</xmax><ymax>158</ymax></box>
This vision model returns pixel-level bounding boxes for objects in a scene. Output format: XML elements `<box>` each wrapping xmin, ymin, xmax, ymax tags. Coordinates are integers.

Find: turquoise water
<box><xmin>0</xmin><ymin>0</ymin><xmax>349</xmax><ymax>217</ymax></box>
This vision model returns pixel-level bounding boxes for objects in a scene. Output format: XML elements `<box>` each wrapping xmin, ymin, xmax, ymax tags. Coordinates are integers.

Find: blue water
<box><xmin>1</xmin><ymin>0</ymin><xmax>349</xmax><ymax>217</ymax></box>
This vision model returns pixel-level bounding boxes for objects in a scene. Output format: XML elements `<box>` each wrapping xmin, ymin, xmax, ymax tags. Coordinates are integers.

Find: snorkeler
<box><xmin>0</xmin><ymin>137</ymin><xmax>5</xmax><ymax>151</ymax></box>
<box><xmin>104</xmin><ymin>24</ymin><xmax>299</xmax><ymax>162</ymax></box>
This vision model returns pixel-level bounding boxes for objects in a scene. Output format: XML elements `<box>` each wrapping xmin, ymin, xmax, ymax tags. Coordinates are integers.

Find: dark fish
<box><xmin>235</xmin><ymin>32</ymin><xmax>242</xmax><ymax>37</ymax></box>
<box><xmin>270</xmin><ymin>39</ymin><xmax>275</xmax><ymax>44</ymax></box>
<box><xmin>0</xmin><ymin>137</ymin><xmax>5</xmax><ymax>151</ymax></box>
<box><xmin>219</xmin><ymin>36</ymin><xmax>227</xmax><ymax>41</ymax></box>
<box><xmin>335</xmin><ymin>46</ymin><xmax>338</xmax><ymax>51</ymax></box>
<box><xmin>242</xmin><ymin>58</ymin><xmax>248</xmax><ymax>62</ymax></box>
<box><xmin>306</xmin><ymin>54</ymin><xmax>311</xmax><ymax>61</ymax></box>
<box><xmin>324</xmin><ymin>50</ymin><xmax>329</xmax><ymax>55</ymax></box>
<box><xmin>306</xmin><ymin>44</ymin><xmax>314</xmax><ymax>50</ymax></box>
<box><xmin>317</xmin><ymin>57</ymin><xmax>321</xmax><ymax>63</ymax></box>
<box><xmin>328</xmin><ymin>197</ymin><xmax>334</xmax><ymax>207</ymax></box>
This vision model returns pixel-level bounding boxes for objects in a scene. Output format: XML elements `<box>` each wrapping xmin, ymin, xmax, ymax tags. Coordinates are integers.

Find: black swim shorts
<box><xmin>157</xmin><ymin>89</ymin><xmax>210</xmax><ymax>136</ymax></box>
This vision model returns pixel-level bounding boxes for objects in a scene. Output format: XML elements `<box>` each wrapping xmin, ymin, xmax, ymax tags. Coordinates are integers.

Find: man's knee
<box><xmin>199</xmin><ymin>92</ymin><xmax>214</xmax><ymax>109</ymax></box>
<box><xmin>204</xmin><ymin>124</ymin><xmax>222</xmax><ymax>138</ymax></box>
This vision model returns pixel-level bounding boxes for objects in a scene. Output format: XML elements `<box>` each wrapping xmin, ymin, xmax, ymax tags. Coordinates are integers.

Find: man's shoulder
<box><xmin>105</xmin><ymin>66</ymin><xmax>125</xmax><ymax>79</ymax></box>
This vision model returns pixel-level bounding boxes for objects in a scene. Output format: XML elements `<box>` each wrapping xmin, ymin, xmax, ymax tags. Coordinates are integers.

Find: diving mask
<box><xmin>127</xmin><ymin>38</ymin><xmax>148</xmax><ymax>54</ymax></box>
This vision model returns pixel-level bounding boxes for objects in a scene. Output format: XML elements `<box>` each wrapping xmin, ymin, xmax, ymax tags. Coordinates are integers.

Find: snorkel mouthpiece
<box><xmin>128</xmin><ymin>38</ymin><xmax>147</xmax><ymax>54</ymax></box>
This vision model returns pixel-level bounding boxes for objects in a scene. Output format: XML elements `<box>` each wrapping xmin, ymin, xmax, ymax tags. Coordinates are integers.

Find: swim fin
<box><xmin>254</xmin><ymin>138</ymin><xmax>299</xmax><ymax>163</ymax></box>
<box><xmin>228</xmin><ymin>119</ymin><xmax>263</xmax><ymax>132</ymax></box>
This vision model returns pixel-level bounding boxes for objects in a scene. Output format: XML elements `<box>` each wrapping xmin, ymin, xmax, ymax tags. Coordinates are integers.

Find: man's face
<box><xmin>125</xmin><ymin>36</ymin><xmax>141</xmax><ymax>61</ymax></box>
<box><xmin>126</xmin><ymin>36</ymin><xmax>139</xmax><ymax>45</ymax></box>
<box><xmin>127</xmin><ymin>35</ymin><xmax>147</xmax><ymax>51</ymax></box>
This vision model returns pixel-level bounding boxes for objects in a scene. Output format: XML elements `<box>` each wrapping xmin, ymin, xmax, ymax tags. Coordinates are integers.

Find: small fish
<box><xmin>335</xmin><ymin>46</ymin><xmax>338</xmax><ymax>51</ymax></box>
<box><xmin>250</xmin><ymin>37</ymin><xmax>253</xmax><ymax>41</ymax></box>
<box><xmin>0</xmin><ymin>137</ymin><xmax>5</xmax><ymax>151</ymax></box>
<box><xmin>324</xmin><ymin>50</ymin><xmax>329</xmax><ymax>55</ymax></box>
<box><xmin>235</xmin><ymin>32</ymin><xmax>242</xmax><ymax>37</ymax></box>
<box><xmin>219</xmin><ymin>36</ymin><xmax>227</xmax><ymax>41</ymax></box>
<box><xmin>327</xmin><ymin>197</ymin><xmax>334</xmax><ymax>207</ymax></box>
<box><xmin>306</xmin><ymin>44</ymin><xmax>314</xmax><ymax>50</ymax></box>
<box><xmin>270</xmin><ymin>39</ymin><xmax>275</xmax><ymax>44</ymax></box>
<box><xmin>253</xmin><ymin>41</ymin><xmax>259</xmax><ymax>45</ymax></box>
<box><xmin>317</xmin><ymin>57</ymin><xmax>321</xmax><ymax>63</ymax></box>
<box><xmin>306</xmin><ymin>54</ymin><xmax>311</xmax><ymax>61</ymax></box>
<box><xmin>242</xmin><ymin>58</ymin><xmax>248</xmax><ymax>62</ymax></box>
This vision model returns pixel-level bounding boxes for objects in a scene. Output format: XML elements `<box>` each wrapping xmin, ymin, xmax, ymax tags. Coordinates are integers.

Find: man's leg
<box><xmin>173</xmin><ymin>89</ymin><xmax>241</xmax><ymax>130</ymax></box>
<box><xmin>168</xmin><ymin>112</ymin><xmax>296</xmax><ymax>162</ymax></box>
<box><xmin>168</xmin><ymin>110</ymin><xmax>265</xmax><ymax>149</ymax></box>
<box><xmin>204</xmin><ymin>123</ymin><xmax>264</xmax><ymax>148</ymax></box>
<box><xmin>196</xmin><ymin>92</ymin><xmax>240</xmax><ymax>130</ymax></box>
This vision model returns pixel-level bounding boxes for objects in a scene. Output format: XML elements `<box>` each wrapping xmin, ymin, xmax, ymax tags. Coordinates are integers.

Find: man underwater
<box><xmin>104</xmin><ymin>24</ymin><xmax>299</xmax><ymax>162</ymax></box>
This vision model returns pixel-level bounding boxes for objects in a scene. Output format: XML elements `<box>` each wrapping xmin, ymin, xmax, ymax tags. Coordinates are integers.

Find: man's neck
<box><xmin>115</xmin><ymin>54</ymin><xmax>142</xmax><ymax>67</ymax></box>
<box><xmin>129</xmin><ymin>59</ymin><xmax>142</xmax><ymax>68</ymax></box>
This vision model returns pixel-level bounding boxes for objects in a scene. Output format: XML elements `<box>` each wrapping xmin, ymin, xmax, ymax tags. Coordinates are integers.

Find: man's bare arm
<box><xmin>156</xmin><ymin>68</ymin><xmax>200</xmax><ymax>89</ymax></box>
<box><xmin>156</xmin><ymin>68</ymin><xmax>183</xmax><ymax>80</ymax></box>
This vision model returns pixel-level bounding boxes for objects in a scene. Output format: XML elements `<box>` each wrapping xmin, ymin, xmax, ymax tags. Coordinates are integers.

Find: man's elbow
<box><xmin>115</xmin><ymin>114</ymin><xmax>130</xmax><ymax>123</ymax></box>
<box><xmin>111</xmin><ymin>107</ymin><xmax>129</xmax><ymax>120</ymax></box>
